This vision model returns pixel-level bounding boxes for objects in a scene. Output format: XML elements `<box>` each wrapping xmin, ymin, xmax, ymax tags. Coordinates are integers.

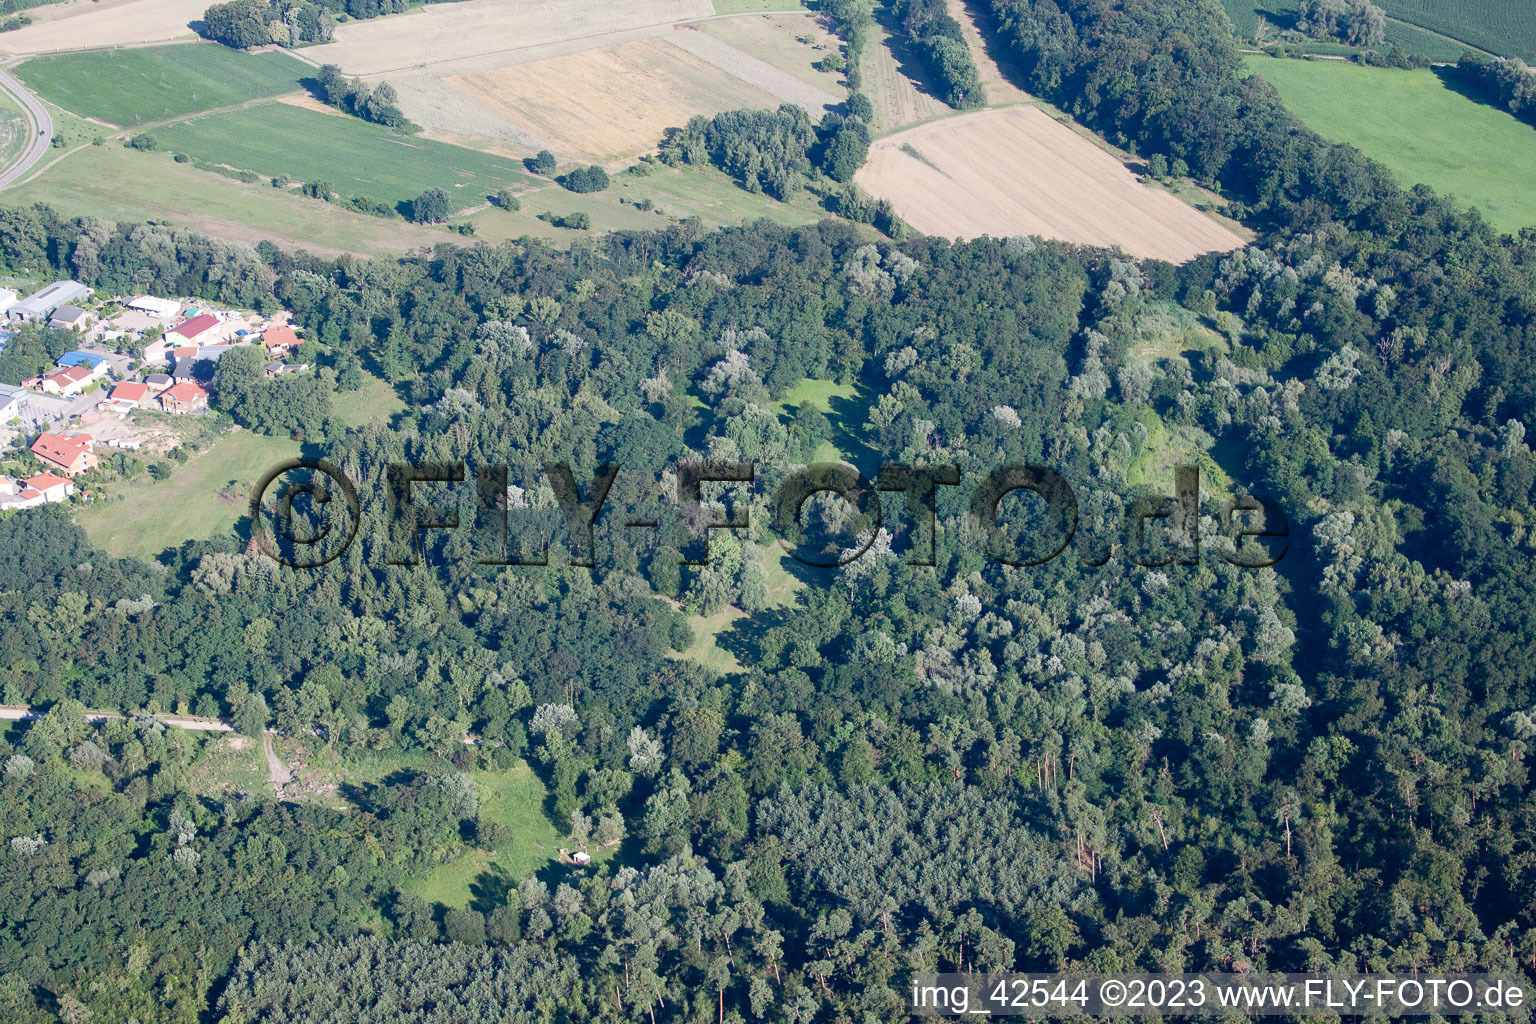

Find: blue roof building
<box><xmin>56</xmin><ymin>351</ymin><xmax>110</xmax><ymax>370</ymax></box>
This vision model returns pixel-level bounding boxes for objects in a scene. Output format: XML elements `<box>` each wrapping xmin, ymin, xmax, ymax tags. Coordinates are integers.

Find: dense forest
<box><xmin>3</xmin><ymin>0</ymin><xmax>1536</xmax><ymax>1020</ymax></box>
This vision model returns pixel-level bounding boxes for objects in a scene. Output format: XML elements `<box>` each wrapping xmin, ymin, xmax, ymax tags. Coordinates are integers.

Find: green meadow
<box><xmin>152</xmin><ymin>103</ymin><xmax>535</xmax><ymax>212</ymax></box>
<box><xmin>1248</xmin><ymin>57</ymin><xmax>1536</xmax><ymax>233</ymax></box>
<box><xmin>76</xmin><ymin>428</ymin><xmax>300</xmax><ymax>560</ymax></box>
<box><xmin>18</xmin><ymin>44</ymin><xmax>311</xmax><ymax>127</ymax></box>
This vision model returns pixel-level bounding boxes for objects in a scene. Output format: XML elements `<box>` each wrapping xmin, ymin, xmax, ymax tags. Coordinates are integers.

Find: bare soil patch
<box><xmin>669</xmin><ymin>24</ymin><xmax>841</xmax><ymax>112</ymax></box>
<box><xmin>855</xmin><ymin>105</ymin><xmax>1245</xmax><ymax>263</ymax></box>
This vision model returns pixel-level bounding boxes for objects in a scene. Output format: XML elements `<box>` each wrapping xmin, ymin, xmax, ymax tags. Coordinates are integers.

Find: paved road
<box><xmin>0</xmin><ymin>65</ymin><xmax>51</xmax><ymax>189</ymax></box>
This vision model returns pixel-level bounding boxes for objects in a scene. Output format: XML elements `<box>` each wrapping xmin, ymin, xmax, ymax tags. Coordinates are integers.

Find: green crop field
<box><xmin>152</xmin><ymin>103</ymin><xmax>535</xmax><ymax>212</ymax></box>
<box><xmin>1223</xmin><ymin>0</ymin><xmax>1531</xmax><ymax>60</ymax></box>
<box><xmin>1216</xmin><ymin>0</ymin><xmax>1529</xmax><ymax>59</ymax></box>
<box><xmin>1384</xmin><ymin>0</ymin><xmax>1536</xmax><ymax>61</ymax></box>
<box><xmin>17</xmin><ymin>44</ymin><xmax>311</xmax><ymax>127</ymax></box>
<box><xmin>1248</xmin><ymin>57</ymin><xmax>1536</xmax><ymax>233</ymax></box>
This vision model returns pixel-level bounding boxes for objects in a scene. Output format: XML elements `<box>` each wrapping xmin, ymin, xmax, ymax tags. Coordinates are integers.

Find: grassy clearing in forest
<box><xmin>408</xmin><ymin>764</ymin><xmax>604</xmax><ymax>909</ymax></box>
<box><xmin>75</xmin><ymin>429</ymin><xmax>299</xmax><ymax>560</ymax></box>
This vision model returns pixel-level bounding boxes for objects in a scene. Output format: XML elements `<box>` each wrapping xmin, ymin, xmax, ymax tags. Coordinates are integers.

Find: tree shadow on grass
<box><xmin>712</xmin><ymin>603</ymin><xmax>796</xmax><ymax>677</ymax></box>
<box><xmin>1431</xmin><ymin>63</ymin><xmax>1515</xmax><ymax>119</ymax></box>
<box><xmin>467</xmin><ymin>861</ymin><xmax>513</xmax><ymax>915</ymax></box>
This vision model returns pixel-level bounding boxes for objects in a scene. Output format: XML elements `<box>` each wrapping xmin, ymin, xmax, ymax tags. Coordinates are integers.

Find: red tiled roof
<box><xmin>23</xmin><ymin>473</ymin><xmax>69</xmax><ymax>492</ymax></box>
<box><xmin>110</xmin><ymin>381</ymin><xmax>148</xmax><ymax>403</ymax></box>
<box><xmin>169</xmin><ymin>314</ymin><xmax>219</xmax><ymax>340</ymax></box>
<box><xmin>45</xmin><ymin>365</ymin><xmax>92</xmax><ymax>385</ymax></box>
<box><xmin>31</xmin><ymin>432</ymin><xmax>93</xmax><ymax>471</ymax></box>
<box><xmin>162</xmin><ymin>382</ymin><xmax>208</xmax><ymax>403</ymax></box>
<box><xmin>262</xmin><ymin>325</ymin><xmax>299</xmax><ymax>350</ymax></box>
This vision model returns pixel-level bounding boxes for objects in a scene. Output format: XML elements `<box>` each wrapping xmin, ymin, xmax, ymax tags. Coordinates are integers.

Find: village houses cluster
<box><xmin>0</xmin><ymin>280</ymin><xmax>306</xmax><ymax>512</ymax></box>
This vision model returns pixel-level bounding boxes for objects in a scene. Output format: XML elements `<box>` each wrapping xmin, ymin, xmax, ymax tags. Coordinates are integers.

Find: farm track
<box><xmin>0</xmin><ymin>704</ymin><xmax>233</xmax><ymax>731</ymax></box>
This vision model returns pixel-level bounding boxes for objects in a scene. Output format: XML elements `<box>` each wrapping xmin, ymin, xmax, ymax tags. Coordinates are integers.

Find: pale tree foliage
<box><xmin>530</xmin><ymin>703</ymin><xmax>578</xmax><ymax>737</ymax></box>
<box><xmin>10</xmin><ymin>835</ymin><xmax>47</xmax><ymax>856</ymax></box>
<box><xmin>700</xmin><ymin>348</ymin><xmax>759</xmax><ymax>394</ymax></box>
<box><xmin>990</xmin><ymin>404</ymin><xmax>1022</xmax><ymax>427</ymax></box>
<box><xmin>627</xmin><ymin>726</ymin><xmax>664</xmax><ymax>777</ymax></box>
<box><xmin>430</xmin><ymin>773</ymin><xmax>480</xmax><ymax>820</ymax></box>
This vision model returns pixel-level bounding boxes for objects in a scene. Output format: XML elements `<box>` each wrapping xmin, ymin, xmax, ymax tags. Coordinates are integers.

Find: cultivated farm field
<box><xmin>856</xmin><ymin>105</ymin><xmax>1245</xmax><ymax>262</ymax></box>
<box><xmin>860</xmin><ymin>10</ymin><xmax>950</xmax><ymax>133</ymax></box>
<box><xmin>445</xmin><ymin>38</ymin><xmax>782</xmax><ymax>164</ymax></box>
<box><xmin>151</xmin><ymin>103</ymin><xmax>535</xmax><ymax>211</ymax></box>
<box><xmin>17</xmin><ymin>44</ymin><xmax>309</xmax><ymax>127</ymax></box>
<box><xmin>694</xmin><ymin>13</ymin><xmax>847</xmax><ymax>94</ymax></box>
<box><xmin>1249</xmin><ymin>57</ymin><xmax>1536</xmax><ymax>232</ymax></box>
<box><xmin>0</xmin><ymin>0</ymin><xmax>205</xmax><ymax>53</ymax></box>
<box><xmin>303</xmin><ymin>0</ymin><xmax>712</xmax><ymax>76</ymax></box>
<box><xmin>1383</xmin><ymin>0</ymin><xmax>1536</xmax><ymax>60</ymax></box>
<box><xmin>4</xmin><ymin>132</ymin><xmax>452</xmax><ymax>256</ymax></box>
<box><xmin>1222</xmin><ymin>0</ymin><xmax>1533</xmax><ymax>59</ymax></box>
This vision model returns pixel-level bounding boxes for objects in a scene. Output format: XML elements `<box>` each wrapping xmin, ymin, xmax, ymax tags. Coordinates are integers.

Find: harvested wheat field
<box><xmin>696</xmin><ymin>13</ymin><xmax>847</xmax><ymax>95</ymax></box>
<box><xmin>856</xmin><ymin>106</ymin><xmax>1244</xmax><ymax>262</ymax></box>
<box><xmin>445</xmin><ymin>38</ymin><xmax>781</xmax><ymax>164</ymax></box>
<box><xmin>0</xmin><ymin>0</ymin><xmax>203</xmax><ymax>53</ymax></box>
<box><xmin>669</xmin><ymin>26</ymin><xmax>841</xmax><ymax>114</ymax></box>
<box><xmin>862</xmin><ymin>14</ymin><xmax>949</xmax><ymax>133</ymax></box>
<box><xmin>305</xmin><ymin>0</ymin><xmax>711</xmax><ymax>76</ymax></box>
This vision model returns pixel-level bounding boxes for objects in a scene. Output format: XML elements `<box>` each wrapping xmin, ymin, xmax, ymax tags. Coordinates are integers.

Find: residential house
<box><xmin>22</xmin><ymin>364</ymin><xmax>93</xmax><ymax>396</ymax></box>
<box><xmin>266</xmin><ymin>361</ymin><xmax>311</xmax><ymax>377</ymax></box>
<box><xmin>261</xmin><ymin>325</ymin><xmax>299</xmax><ymax>357</ymax></box>
<box><xmin>8</xmin><ymin>281</ymin><xmax>93</xmax><ymax>323</ymax></box>
<box><xmin>104</xmin><ymin>381</ymin><xmax>149</xmax><ymax>411</ymax></box>
<box><xmin>21</xmin><ymin>473</ymin><xmax>72</xmax><ymax>503</ymax></box>
<box><xmin>48</xmin><ymin>305</ymin><xmax>91</xmax><ymax>332</ymax></box>
<box><xmin>56</xmin><ymin>351</ymin><xmax>111</xmax><ymax>379</ymax></box>
<box><xmin>125</xmin><ymin>295</ymin><xmax>180</xmax><ymax>318</ymax></box>
<box><xmin>160</xmin><ymin>381</ymin><xmax>209</xmax><ymax>415</ymax></box>
<box><xmin>171</xmin><ymin>357</ymin><xmax>204</xmax><ymax>383</ymax></box>
<box><xmin>30</xmin><ymin>432</ymin><xmax>96</xmax><ymax>476</ymax></box>
<box><xmin>144</xmin><ymin>373</ymin><xmax>172</xmax><ymax>393</ymax></box>
<box><xmin>166</xmin><ymin>313</ymin><xmax>224</xmax><ymax>347</ymax></box>
<box><xmin>0</xmin><ymin>383</ymin><xmax>33</xmax><ymax>422</ymax></box>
